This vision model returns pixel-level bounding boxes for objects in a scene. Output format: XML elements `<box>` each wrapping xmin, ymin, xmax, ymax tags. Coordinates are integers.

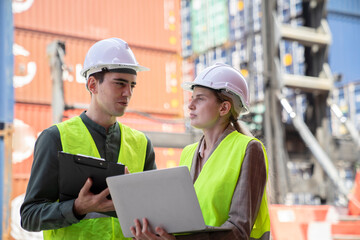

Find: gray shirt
<box><xmin>177</xmin><ymin>125</ymin><xmax>268</xmax><ymax>240</ymax></box>
<box><xmin>20</xmin><ymin>111</ymin><xmax>156</xmax><ymax>231</ymax></box>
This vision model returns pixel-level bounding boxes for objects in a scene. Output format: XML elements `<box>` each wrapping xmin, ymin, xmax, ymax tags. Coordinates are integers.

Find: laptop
<box><xmin>106</xmin><ymin>166</ymin><xmax>230</xmax><ymax>238</ymax></box>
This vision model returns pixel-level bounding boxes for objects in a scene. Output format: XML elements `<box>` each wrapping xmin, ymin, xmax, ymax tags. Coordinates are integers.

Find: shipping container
<box><xmin>118</xmin><ymin>112</ymin><xmax>186</xmax><ymax>133</ymax></box>
<box><xmin>331</xmin><ymin>81</ymin><xmax>360</xmax><ymax>136</ymax></box>
<box><xmin>154</xmin><ymin>147</ymin><xmax>182</xmax><ymax>169</ymax></box>
<box><xmin>180</xmin><ymin>0</ymin><xmax>192</xmax><ymax>58</ymax></box>
<box><xmin>247</xmin><ymin>0</ymin><xmax>262</xmax><ymax>33</ymax></box>
<box><xmin>191</xmin><ymin>0</ymin><xmax>229</xmax><ymax>53</ymax></box>
<box><xmin>328</xmin><ymin>0</ymin><xmax>360</xmax><ymax>16</ymax></box>
<box><xmin>181</xmin><ymin>58</ymin><xmax>195</xmax><ymax>120</ymax></box>
<box><xmin>281</xmin><ymin>88</ymin><xmax>307</xmax><ymax>124</ymax></box>
<box><xmin>194</xmin><ymin>46</ymin><xmax>231</xmax><ymax>76</ymax></box>
<box><xmin>328</xmin><ymin>13</ymin><xmax>360</xmax><ymax>86</ymax></box>
<box><xmin>277</xmin><ymin>0</ymin><xmax>303</xmax><ymax>23</ymax></box>
<box><xmin>13</xmin><ymin>0</ymin><xmax>181</xmax><ymax>53</ymax></box>
<box><xmin>13</xmin><ymin>104</ymin><xmax>52</xmax><ymax>180</ymax></box>
<box><xmin>14</xmin><ymin>29</ymin><xmax>185</xmax><ymax>116</ymax></box>
<box><xmin>228</xmin><ymin>0</ymin><xmax>246</xmax><ymax>41</ymax></box>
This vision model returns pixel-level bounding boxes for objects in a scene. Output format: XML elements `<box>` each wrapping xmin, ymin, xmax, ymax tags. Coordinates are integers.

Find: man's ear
<box><xmin>219</xmin><ymin>101</ymin><xmax>231</xmax><ymax>117</ymax></box>
<box><xmin>87</xmin><ymin>76</ymin><xmax>98</xmax><ymax>94</ymax></box>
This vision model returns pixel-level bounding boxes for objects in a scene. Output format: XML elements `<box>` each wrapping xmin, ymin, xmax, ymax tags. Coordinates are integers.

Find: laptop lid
<box><xmin>106</xmin><ymin>166</ymin><xmax>207</xmax><ymax>238</ymax></box>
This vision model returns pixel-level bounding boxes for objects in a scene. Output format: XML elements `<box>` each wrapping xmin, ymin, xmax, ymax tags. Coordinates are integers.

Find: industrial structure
<box><xmin>1</xmin><ymin>0</ymin><xmax>360</xmax><ymax>239</ymax></box>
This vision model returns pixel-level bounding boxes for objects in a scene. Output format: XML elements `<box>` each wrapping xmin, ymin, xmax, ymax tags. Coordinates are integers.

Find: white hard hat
<box><xmin>80</xmin><ymin>38</ymin><xmax>149</xmax><ymax>80</ymax></box>
<box><xmin>182</xmin><ymin>63</ymin><xmax>250</xmax><ymax>116</ymax></box>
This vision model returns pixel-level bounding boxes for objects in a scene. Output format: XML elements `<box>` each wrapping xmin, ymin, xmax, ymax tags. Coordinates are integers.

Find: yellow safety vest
<box><xmin>180</xmin><ymin>131</ymin><xmax>270</xmax><ymax>240</ymax></box>
<box><xmin>43</xmin><ymin>116</ymin><xmax>147</xmax><ymax>240</ymax></box>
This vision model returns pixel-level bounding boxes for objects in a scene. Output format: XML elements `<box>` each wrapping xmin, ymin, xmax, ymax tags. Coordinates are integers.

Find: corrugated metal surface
<box><xmin>229</xmin><ymin>0</ymin><xmax>246</xmax><ymax>41</ymax></box>
<box><xmin>154</xmin><ymin>147</ymin><xmax>182</xmax><ymax>169</ymax></box>
<box><xmin>277</xmin><ymin>0</ymin><xmax>303</xmax><ymax>23</ymax></box>
<box><xmin>328</xmin><ymin>0</ymin><xmax>360</xmax><ymax>16</ymax></box>
<box><xmin>14</xmin><ymin>103</ymin><xmax>52</xmax><ymax>135</ymax></box>
<box><xmin>246</xmin><ymin>0</ymin><xmax>262</xmax><ymax>33</ymax></box>
<box><xmin>180</xmin><ymin>0</ymin><xmax>192</xmax><ymax>57</ymax></box>
<box><xmin>14</xmin><ymin>30</ymin><xmax>184</xmax><ymax>116</ymax></box>
<box><xmin>130</xmin><ymin>48</ymin><xmax>184</xmax><ymax>116</ymax></box>
<box><xmin>191</xmin><ymin>0</ymin><xmax>229</xmax><ymax>53</ymax></box>
<box><xmin>119</xmin><ymin>112</ymin><xmax>185</xmax><ymax>133</ymax></box>
<box><xmin>328</xmin><ymin>13</ymin><xmax>360</xmax><ymax>85</ymax></box>
<box><xmin>13</xmin><ymin>0</ymin><xmax>181</xmax><ymax>53</ymax></box>
<box><xmin>331</xmin><ymin>82</ymin><xmax>360</xmax><ymax>135</ymax></box>
<box><xmin>13</xmin><ymin>104</ymin><xmax>52</xmax><ymax>181</ymax></box>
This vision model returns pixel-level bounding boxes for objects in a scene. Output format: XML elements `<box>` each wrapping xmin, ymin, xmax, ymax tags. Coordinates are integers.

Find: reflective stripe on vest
<box><xmin>179</xmin><ymin>131</ymin><xmax>270</xmax><ymax>239</ymax></box>
<box><xmin>43</xmin><ymin>116</ymin><xmax>147</xmax><ymax>240</ymax></box>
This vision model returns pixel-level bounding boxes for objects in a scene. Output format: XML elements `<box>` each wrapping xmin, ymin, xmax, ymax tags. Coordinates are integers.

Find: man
<box><xmin>20</xmin><ymin>38</ymin><xmax>156</xmax><ymax>240</ymax></box>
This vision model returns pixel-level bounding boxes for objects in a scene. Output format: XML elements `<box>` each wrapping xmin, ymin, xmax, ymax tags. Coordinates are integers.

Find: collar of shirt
<box><xmin>80</xmin><ymin>111</ymin><xmax>118</xmax><ymax>137</ymax></box>
<box><xmin>197</xmin><ymin>124</ymin><xmax>236</xmax><ymax>161</ymax></box>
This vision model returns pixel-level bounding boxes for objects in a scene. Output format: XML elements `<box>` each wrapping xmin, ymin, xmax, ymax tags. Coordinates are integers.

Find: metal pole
<box><xmin>278</xmin><ymin>93</ymin><xmax>349</xmax><ymax>196</ymax></box>
<box><xmin>0</xmin><ymin>0</ymin><xmax>14</xmax><ymax>238</ymax></box>
<box><xmin>261</xmin><ymin>0</ymin><xmax>290</xmax><ymax>203</ymax></box>
<box><xmin>328</xmin><ymin>98</ymin><xmax>360</xmax><ymax>150</ymax></box>
<box><xmin>47</xmin><ymin>41</ymin><xmax>65</xmax><ymax>124</ymax></box>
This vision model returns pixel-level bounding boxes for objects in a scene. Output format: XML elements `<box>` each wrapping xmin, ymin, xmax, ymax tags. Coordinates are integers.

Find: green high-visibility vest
<box><xmin>180</xmin><ymin>131</ymin><xmax>270</xmax><ymax>240</ymax></box>
<box><xmin>43</xmin><ymin>116</ymin><xmax>147</xmax><ymax>240</ymax></box>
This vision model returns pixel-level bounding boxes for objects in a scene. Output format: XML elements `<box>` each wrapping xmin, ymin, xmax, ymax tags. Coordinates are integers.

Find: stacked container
<box><xmin>327</xmin><ymin>0</ymin><xmax>360</xmax><ymax>133</ymax></box>
<box><xmin>12</xmin><ymin>1</ymin><xmax>185</xmax><ymax>238</ymax></box>
<box><xmin>331</xmin><ymin>81</ymin><xmax>360</xmax><ymax>136</ymax></box>
<box><xmin>180</xmin><ymin>0</ymin><xmax>266</xmax><ymax>135</ymax></box>
<box><xmin>277</xmin><ymin>0</ymin><xmax>307</xmax><ymax>124</ymax></box>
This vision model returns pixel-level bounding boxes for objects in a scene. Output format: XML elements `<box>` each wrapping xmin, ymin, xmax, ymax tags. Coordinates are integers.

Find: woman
<box><xmin>131</xmin><ymin>63</ymin><xmax>270</xmax><ymax>240</ymax></box>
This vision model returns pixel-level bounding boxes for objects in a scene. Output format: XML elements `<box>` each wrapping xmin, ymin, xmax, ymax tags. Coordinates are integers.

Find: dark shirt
<box><xmin>177</xmin><ymin>125</ymin><xmax>268</xmax><ymax>240</ymax></box>
<box><xmin>20</xmin><ymin>112</ymin><xmax>156</xmax><ymax>231</ymax></box>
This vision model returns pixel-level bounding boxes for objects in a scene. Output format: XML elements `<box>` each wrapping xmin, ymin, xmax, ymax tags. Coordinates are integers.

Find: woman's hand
<box><xmin>130</xmin><ymin>218</ymin><xmax>176</xmax><ymax>240</ymax></box>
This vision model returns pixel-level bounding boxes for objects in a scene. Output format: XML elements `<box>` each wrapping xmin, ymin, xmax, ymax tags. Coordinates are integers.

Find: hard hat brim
<box><xmin>81</xmin><ymin>64</ymin><xmax>150</xmax><ymax>78</ymax></box>
<box><xmin>181</xmin><ymin>81</ymin><xmax>250</xmax><ymax>116</ymax></box>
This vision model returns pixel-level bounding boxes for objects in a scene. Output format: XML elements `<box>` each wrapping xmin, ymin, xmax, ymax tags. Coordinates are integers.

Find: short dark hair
<box><xmin>89</xmin><ymin>71</ymin><xmax>105</xmax><ymax>84</ymax></box>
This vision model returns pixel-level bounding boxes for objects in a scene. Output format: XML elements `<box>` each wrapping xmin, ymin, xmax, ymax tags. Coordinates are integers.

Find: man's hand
<box><xmin>130</xmin><ymin>218</ymin><xmax>176</xmax><ymax>240</ymax></box>
<box><xmin>73</xmin><ymin>178</ymin><xmax>115</xmax><ymax>216</ymax></box>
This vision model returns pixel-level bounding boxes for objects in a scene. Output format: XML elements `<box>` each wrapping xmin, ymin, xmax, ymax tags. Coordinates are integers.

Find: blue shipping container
<box><xmin>328</xmin><ymin>0</ymin><xmax>360</xmax><ymax>16</ymax></box>
<box><xmin>328</xmin><ymin>13</ymin><xmax>360</xmax><ymax>86</ymax></box>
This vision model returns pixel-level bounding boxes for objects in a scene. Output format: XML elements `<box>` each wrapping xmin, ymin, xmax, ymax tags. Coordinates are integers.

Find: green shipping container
<box><xmin>191</xmin><ymin>0</ymin><xmax>229</xmax><ymax>53</ymax></box>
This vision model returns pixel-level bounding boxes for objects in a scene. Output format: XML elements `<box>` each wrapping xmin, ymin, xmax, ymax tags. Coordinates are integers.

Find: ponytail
<box><xmin>230</xmin><ymin>115</ymin><xmax>254</xmax><ymax>137</ymax></box>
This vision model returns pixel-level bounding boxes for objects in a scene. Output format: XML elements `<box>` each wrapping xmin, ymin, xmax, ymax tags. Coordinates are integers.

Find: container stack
<box><xmin>180</xmin><ymin>0</ymin><xmax>266</xmax><ymax>136</ymax></box>
<box><xmin>277</xmin><ymin>0</ymin><xmax>307</xmax><ymax>124</ymax></box>
<box><xmin>11</xmin><ymin>1</ymin><xmax>185</xmax><ymax>238</ymax></box>
<box><xmin>327</xmin><ymin>0</ymin><xmax>360</xmax><ymax>136</ymax></box>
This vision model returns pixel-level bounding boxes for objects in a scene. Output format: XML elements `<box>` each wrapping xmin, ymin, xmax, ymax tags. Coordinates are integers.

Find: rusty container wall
<box><xmin>14</xmin><ymin>30</ymin><xmax>184</xmax><ymax>116</ymax></box>
<box><xmin>14</xmin><ymin>30</ymin><xmax>91</xmax><ymax>106</ymax></box>
<box><xmin>154</xmin><ymin>147</ymin><xmax>182</xmax><ymax>169</ymax></box>
<box><xmin>13</xmin><ymin>0</ymin><xmax>181</xmax><ymax>53</ymax></box>
<box><xmin>13</xmin><ymin>103</ymin><xmax>52</xmax><ymax>183</ymax></box>
<box><xmin>130</xmin><ymin>48</ymin><xmax>183</xmax><ymax>116</ymax></box>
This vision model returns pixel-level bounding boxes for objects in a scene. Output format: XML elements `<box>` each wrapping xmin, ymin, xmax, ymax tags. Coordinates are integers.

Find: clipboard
<box><xmin>58</xmin><ymin>151</ymin><xmax>125</xmax><ymax>201</ymax></box>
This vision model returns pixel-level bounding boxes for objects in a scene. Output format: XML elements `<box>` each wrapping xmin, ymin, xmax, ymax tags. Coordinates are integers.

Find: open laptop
<box><xmin>106</xmin><ymin>166</ymin><xmax>231</xmax><ymax>238</ymax></box>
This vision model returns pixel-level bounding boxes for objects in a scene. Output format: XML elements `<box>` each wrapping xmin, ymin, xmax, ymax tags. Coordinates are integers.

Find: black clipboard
<box><xmin>58</xmin><ymin>151</ymin><xmax>125</xmax><ymax>201</ymax></box>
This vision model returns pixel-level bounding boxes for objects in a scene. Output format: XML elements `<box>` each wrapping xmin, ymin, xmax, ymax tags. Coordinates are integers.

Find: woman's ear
<box><xmin>219</xmin><ymin>101</ymin><xmax>232</xmax><ymax>117</ymax></box>
<box><xmin>87</xmin><ymin>76</ymin><xmax>98</xmax><ymax>94</ymax></box>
